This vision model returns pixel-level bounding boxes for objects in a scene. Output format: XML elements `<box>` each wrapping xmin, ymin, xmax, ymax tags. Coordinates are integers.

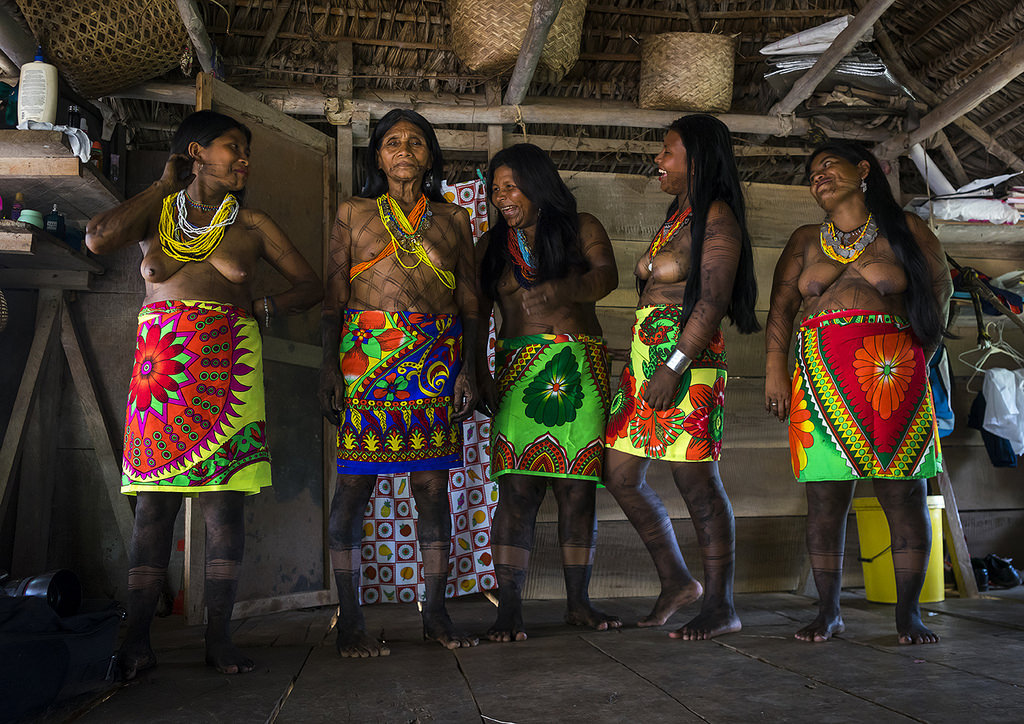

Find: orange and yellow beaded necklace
<box><xmin>647</xmin><ymin>206</ymin><xmax>693</xmax><ymax>261</ymax></box>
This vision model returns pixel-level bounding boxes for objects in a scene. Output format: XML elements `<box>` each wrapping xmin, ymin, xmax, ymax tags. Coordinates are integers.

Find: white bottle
<box><xmin>17</xmin><ymin>47</ymin><xmax>58</xmax><ymax>125</ymax></box>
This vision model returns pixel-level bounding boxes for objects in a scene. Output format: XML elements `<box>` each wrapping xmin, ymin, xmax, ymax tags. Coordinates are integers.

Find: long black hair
<box><xmin>359</xmin><ymin>109</ymin><xmax>446</xmax><ymax>202</ymax></box>
<box><xmin>805</xmin><ymin>141</ymin><xmax>945</xmax><ymax>347</ymax></box>
<box><xmin>480</xmin><ymin>143</ymin><xmax>588</xmax><ymax>300</ymax></box>
<box><xmin>663</xmin><ymin>114</ymin><xmax>759</xmax><ymax>334</ymax></box>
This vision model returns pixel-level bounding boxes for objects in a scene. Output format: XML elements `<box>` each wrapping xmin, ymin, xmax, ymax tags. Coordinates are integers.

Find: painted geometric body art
<box><xmin>360</xmin><ymin>179</ymin><xmax>499</xmax><ymax>604</ymax></box>
<box><xmin>606</xmin><ymin>305</ymin><xmax>728</xmax><ymax>462</ymax></box>
<box><xmin>491</xmin><ymin>334</ymin><xmax>611</xmax><ymax>483</ymax></box>
<box><xmin>336</xmin><ymin>309</ymin><xmax>463</xmax><ymax>474</ymax></box>
<box><xmin>122</xmin><ymin>300</ymin><xmax>270</xmax><ymax>495</ymax></box>
<box><xmin>790</xmin><ymin>309</ymin><xmax>942</xmax><ymax>481</ymax></box>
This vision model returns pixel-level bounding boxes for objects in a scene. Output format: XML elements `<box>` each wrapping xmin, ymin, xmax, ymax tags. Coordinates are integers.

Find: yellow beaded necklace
<box><xmin>376</xmin><ymin>194</ymin><xmax>455</xmax><ymax>289</ymax></box>
<box><xmin>159</xmin><ymin>191</ymin><xmax>239</xmax><ymax>263</ymax></box>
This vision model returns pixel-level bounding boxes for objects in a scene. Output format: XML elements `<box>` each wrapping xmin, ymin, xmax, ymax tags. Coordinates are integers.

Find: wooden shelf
<box><xmin>934</xmin><ymin>219</ymin><xmax>1024</xmax><ymax>259</ymax></box>
<box><xmin>0</xmin><ymin>129</ymin><xmax>122</xmax><ymax>227</ymax></box>
<box><xmin>0</xmin><ymin>220</ymin><xmax>104</xmax><ymax>290</ymax></box>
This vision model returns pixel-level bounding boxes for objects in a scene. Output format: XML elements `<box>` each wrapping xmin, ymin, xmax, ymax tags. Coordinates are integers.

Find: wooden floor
<box><xmin>41</xmin><ymin>589</ymin><xmax>1024</xmax><ymax>724</ymax></box>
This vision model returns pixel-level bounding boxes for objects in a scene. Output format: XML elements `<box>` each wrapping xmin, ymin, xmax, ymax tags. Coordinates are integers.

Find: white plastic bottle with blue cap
<box><xmin>17</xmin><ymin>46</ymin><xmax>58</xmax><ymax>125</ymax></box>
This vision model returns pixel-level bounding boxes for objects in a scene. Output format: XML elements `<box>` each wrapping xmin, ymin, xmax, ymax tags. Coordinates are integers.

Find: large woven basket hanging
<box><xmin>639</xmin><ymin>33</ymin><xmax>736</xmax><ymax>113</ymax></box>
<box><xmin>15</xmin><ymin>0</ymin><xmax>189</xmax><ymax>99</ymax></box>
<box><xmin>447</xmin><ymin>0</ymin><xmax>587</xmax><ymax>80</ymax></box>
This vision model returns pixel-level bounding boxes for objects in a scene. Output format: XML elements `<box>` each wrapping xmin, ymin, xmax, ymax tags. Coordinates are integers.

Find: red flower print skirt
<box><xmin>791</xmin><ymin>309</ymin><xmax>942</xmax><ymax>481</ymax></box>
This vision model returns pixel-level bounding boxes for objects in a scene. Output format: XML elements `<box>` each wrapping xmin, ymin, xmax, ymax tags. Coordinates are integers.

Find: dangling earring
<box><xmin>860</xmin><ymin>179</ymin><xmax>867</xmax><ymax>193</ymax></box>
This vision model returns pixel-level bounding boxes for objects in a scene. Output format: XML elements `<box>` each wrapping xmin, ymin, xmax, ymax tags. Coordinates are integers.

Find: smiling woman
<box><xmin>764</xmin><ymin>141</ymin><xmax>952</xmax><ymax>647</ymax></box>
<box><xmin>84</xmin><ymin>110</ymin><xmax>323</xmax><ymax>680</ymax></box>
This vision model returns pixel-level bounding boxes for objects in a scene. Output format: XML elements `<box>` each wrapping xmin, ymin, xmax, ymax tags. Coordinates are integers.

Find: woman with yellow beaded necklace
<box><xmin>86</xmin><ymin>110</ymin><xmax>322</xmax><ymax>679</ymax></box>
<box><xmin>765</xmin><ymin>142</ymin><xmax>952</xmax><ymax>646</ymax></box>
<box><xmin>319</xmin><ymin>109</ymin><xmax>480</xmax><ymax>656</ymax></box>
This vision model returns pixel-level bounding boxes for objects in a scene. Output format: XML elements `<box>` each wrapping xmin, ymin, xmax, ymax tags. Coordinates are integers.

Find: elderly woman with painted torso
<box><xmin>86</xmin><ymin>110</ymin><xmax>322</xmax><ymax>678</ymax></box>
<box><xmin>764</xmin><ymin>142</ymin><xmax>951</xmax><ymax>645</ymax></box>
<box><xmin>319</xmin><ymin>109</ymin><xmax>480</xmax><ymax>656</ymax></box>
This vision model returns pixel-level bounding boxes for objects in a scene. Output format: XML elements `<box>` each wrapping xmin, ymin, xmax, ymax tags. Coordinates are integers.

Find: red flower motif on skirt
<box><xmin>682</xmin><ymin>375</ymin><xmax>725</xmax><ymax>461</ymax></box>
<box><xmin>605</xmin><ymin>367</ymin><xmax>636</xmax><ymax>441</ymax></box>
<box><xmin>129</xmin><ymin>323</ymin><xmax>185</xmax><ymax>411</ymax></box>
<box><xmin>628</xmin><ymin>380</ymin><xmax>686</xmax><ymax>458</ymax></box>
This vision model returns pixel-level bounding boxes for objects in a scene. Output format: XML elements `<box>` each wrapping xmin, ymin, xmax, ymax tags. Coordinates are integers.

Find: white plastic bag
<box><xmin>982</xmin><ymin>368</ymin><xmax>1024</xmax><ymax>456</ymax></box>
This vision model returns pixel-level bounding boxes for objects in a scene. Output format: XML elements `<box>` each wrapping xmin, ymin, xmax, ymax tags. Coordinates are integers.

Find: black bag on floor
<box><xmin>0</xmin><ymin>596</ymin><xmax>122</xmax><ymax>722</ymax></box>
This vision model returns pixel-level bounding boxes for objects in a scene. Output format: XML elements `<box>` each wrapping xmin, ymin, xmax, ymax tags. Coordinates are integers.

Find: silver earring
<box><xmin>860</xmin><ymin>179</ymin><xmax>867</xmax><ymax>193</ymax></box>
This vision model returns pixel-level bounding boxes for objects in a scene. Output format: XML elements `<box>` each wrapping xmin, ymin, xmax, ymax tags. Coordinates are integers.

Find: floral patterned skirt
<box><xmin>337</xmin><ymin>309</ymin><xmax>462</xmax><ymax>474</ymax></box>
<box><xmin>490</xmin><ymin>333</ymin><xmax>610</xmax><ymax>483</ymax></box>
<box><xmin>605</xmin><ymin>305</ymin><xmax>727</xmax><ymax>462</ymax></box>
<box><xmin>122</xmin><ymin>300</ymin><xmax>270</xmax><ymax>495</ymax></box>
<box><xmin>790</xmin><ymin>309</ymin><xmax>942</xmax><ymax>482</ymax></box>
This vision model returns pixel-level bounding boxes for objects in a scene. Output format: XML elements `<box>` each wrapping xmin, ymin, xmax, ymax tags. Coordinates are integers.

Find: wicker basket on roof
<box><xmin>447</xmin><ymin>0</ymin><xmax>587</xmax><ymax>81</ymax></box>
<box><xmin>15</xmin><ymin>0</ymin><xmax>188</xmax><ymax>99</ymax></box>
<box><xmin>639</xmin><ymin>33</ymin><xmax>736</xmax><ymax>113</ymax></box>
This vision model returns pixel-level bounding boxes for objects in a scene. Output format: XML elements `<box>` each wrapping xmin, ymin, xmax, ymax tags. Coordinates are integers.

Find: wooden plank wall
<box><xmin>523</xmin><ymin>172</ymin><xmax>1024</xmax><ymax>600</ymax></box>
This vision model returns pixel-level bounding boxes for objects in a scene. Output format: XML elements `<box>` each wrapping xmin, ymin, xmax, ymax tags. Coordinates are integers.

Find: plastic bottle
<box><xmin>17</xmin><ymin>47</ymin><xmax>58</xmax><ymax>125</ymax></box>
<box><xmin>66</xmin><ymin>104</ymin><xmax>81</xmax><ymax>130</ymax></box>
<box><xmin>44</xmin><ymin>203</ymin><xmax>66</xmax><ymax>241</ymax></box>
<box><xmin>11</xmin><ymin>192</ymin><xmax>24</xmax><ymax>221</ymax></box>
<box><xmin>90</xmin><ymin>141</ymin><xmax>104</xmax><ymax>174</ymax></box>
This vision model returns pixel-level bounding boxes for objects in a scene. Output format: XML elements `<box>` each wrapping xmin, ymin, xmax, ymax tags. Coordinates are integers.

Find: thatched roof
<box><xmin>4</xmin><ymin>1</ymin><xmax>1024</xmax><ymax>190</ymax></box>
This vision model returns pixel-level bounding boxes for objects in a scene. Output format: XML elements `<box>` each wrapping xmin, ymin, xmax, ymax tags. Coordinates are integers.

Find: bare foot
<box><xmin>487</xmin><ymin>602</ymin><xmax>527</xmax><ymax>642</ymax></box>
<box><xmin>565</xmin><ymin>603</ymin><xmax>622</xmax><ymax>631</ymax></box>
<box><xmin>898</xmin><ymin>615</ymin><xmax>940</xmax><ymax>645</ymax></box>
<box><xmin>423</xmin><ymin>610</ymin><xmax>479</xmax><ymax>650</ymax></box>
<box><xmin>117</xmin><ymin>640</ymin><xmax>157</xmax><ymax>681</ymax></box>
<box><xmin>205</xmin><ymin>640</ymin><xmax>255</xmax><ymax>673</ymax></box>
<box><xmin>637</xmin><ymin>580</ymin><xmax>703</xmax><ymax>627</ymax></box>
<box><xmin>669</xmin><ymin>606</ymin><xmax>741</xmax><ymax>640</ymax></box>
<box><xmin>336</xmin><ymin>625</ymin><xmax>390</xmax><ymax>658</ymax></box>
<box><xmin>795</xmin><ymin>613</ymin><xmax>845</xmax><ymax>642</ymax></box>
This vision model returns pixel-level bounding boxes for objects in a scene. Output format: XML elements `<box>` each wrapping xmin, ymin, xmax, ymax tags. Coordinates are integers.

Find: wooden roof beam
<box><xmin>770</xmin><ymin>0</ymin><xmax>897</xmax><ymax>117</ymax></box>
<box><xmin>868</xmin><ymin>13</ymin><xmax>1024</xmax><ymax>171</ymax></box>
<box><xmin>875</xmin><ymin>38</ymin><xmax>1024</xmax><ymax>161</ymax></box>
<box><xmin>685</xmin><ymin>0</ymin><xmax>703</xmax><ymax>33</ymax></box>
<box><xmin>112</xmin><ymin>83</ymin><xmax>889</xmax><ymax>141</ymax></box>
<box><xmin>504</xmin><ymin>0</ymin><xmax>562</xmax><ymax>106</ymax></box>
<box><xmin>0</xmin><ymin>4</ymin><xmax>37</xmax><ymax>66</ymax></box>
<box><xmin>175</xmin><ymin>0</ymin><xmax>217</xmax><ymax>74</ymax></box>
<box><xmin>253</xmin><ymin>0</ymin><xmax>294</xmax><ymax>67</ymax></box>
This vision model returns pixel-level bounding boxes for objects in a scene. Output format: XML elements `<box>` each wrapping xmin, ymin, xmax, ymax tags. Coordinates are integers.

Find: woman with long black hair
<box><xmin>765</xmin><ymin>142</ymin><xmax>950</xmax><ymax>645</ymax></box>
<box><xmin>478</xmin><ymin>143</ymin><xmax>620</xmax><ymax>641</ymax></box>
<box><xmin>604</xmin><ymin>114</ymin><xmax>759</xmax><ymax>640</ymax></box>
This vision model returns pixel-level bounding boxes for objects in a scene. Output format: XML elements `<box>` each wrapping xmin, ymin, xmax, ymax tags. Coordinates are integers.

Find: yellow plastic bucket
<box><xmin>851</xmin><ymin>495</ymin><xmax>945</xmax><ymax>604</ymax></box>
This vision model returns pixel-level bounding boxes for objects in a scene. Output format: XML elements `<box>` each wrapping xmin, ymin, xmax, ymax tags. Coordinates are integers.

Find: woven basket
<box><xmin>448</xmin><ymin>0</ymin><xmax>587</xmax><ymax>80</ymax></box>
<box><xmin>15</xmin><ymin>0</ymin><xmax>188</xmax><ymax>99</ymax></box>
<box><xmin>639</xmin><ymin>33</ymin><xmax>736</xmax><ymax>112</ymax></box>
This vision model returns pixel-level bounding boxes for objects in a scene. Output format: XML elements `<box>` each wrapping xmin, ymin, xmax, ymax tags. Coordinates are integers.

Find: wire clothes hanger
<box><xmin>958</xmin><ymin>320</ymin><xmax>1024</xmax><ymax>392</ymax></box>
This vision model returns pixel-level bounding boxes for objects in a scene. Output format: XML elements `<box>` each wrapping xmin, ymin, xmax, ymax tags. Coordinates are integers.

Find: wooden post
<box><xmin>503</xmin><ymin>0</ymin><xmax>563</xmax><ymax>106</ymax></box>
<box><xmin>0</xmin><ymin>290</ymin><xmax>60</xmax><ymax>520</ymax></box>
<box><xmin>936</xmin><ymin>470</ymin><xmax>979</xmax><ymax>599</ymax></box>
<box><xmin>175</xmin><ymin>0</ymin><xmax>217</xmax><ymax>75</ymax></box>
<box><xmin>336</xmin><ymin>40</ymin><xmax>354</xmax><ymax>205</ymax></box>
<box><xmin>770</xmin><ymin>0</ymin><xmax>897</xmax><ymax>116</ymax></box>
<box><xmin>60</xmin><ymin>303</ymin><xmax>134</xmax><ymax>554</ymax></box>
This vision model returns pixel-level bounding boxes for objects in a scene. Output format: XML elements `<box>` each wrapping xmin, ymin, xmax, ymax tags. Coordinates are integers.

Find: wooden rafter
<box><xmin>176</xmin><ymin>0</ymin><xmax>217</xmax><ymax>74</ymax></box>
<box><xmin>0</xmin><ymin>4</ymin><xmax>36</xmax><ymax>66</ymax></box>
<box><xmin>504</xmin><ymin>0</ymin><xmax>563</xmax><ymax>106</ymax></box>
<box><xmin>770</xmin><ymin>0</ymin><xmax>898</xmax><ymax>117</ymax></box>
<box><xmin>869</xmin><ymin>14</ymin><xmax>1024</xmax><ymax>170</ymax></box>
<box><xmin>875</xmin><ymin>38</ymin><xmax>1024</xmax><ymax>160</ymax></box>
<box><xmin>253</xmin><ymin>0</ymin><xmax>294</xmax><ymax>67</ymax></box>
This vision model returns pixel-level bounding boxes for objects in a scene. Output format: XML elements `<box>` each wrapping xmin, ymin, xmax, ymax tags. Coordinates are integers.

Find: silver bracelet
<box><xmin>665</xmin><ymin>348</ymin><xmax>692</xmax><ymax>374</ymax></box>
<box><xmin>263</xmin><ymin>296</ymin><xmax>271</xmax><ymax>328</ymax></box>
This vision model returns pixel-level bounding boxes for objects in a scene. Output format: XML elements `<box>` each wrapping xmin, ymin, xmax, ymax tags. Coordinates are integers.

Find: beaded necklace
<box><xmin>375</xmin><ymin>194</ymin><xmax>455</xmax><ymax>289</ymax></box>
<box><xmin>647</xmin><ymin>206</ymin><xmax>693</xmax><ymax>261</ymax></box>
<box><xmin>184</xmin><ymin>191</ymin><xmax>218</xmax><ymax>212</ymax></box>
<box><xmin>819</xmin><ymin>213</ymin><xmax>878</xmax><ymax>264</ymax></box>
<box><xmin>158</xmin><ymin>190</ymin><xmax>239</xmax><ymax>263</ymax></box>
<box><xmin>507</xmin><ymin>227</ymin><xmax>537</xmax><ymax>288</ymax></box>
